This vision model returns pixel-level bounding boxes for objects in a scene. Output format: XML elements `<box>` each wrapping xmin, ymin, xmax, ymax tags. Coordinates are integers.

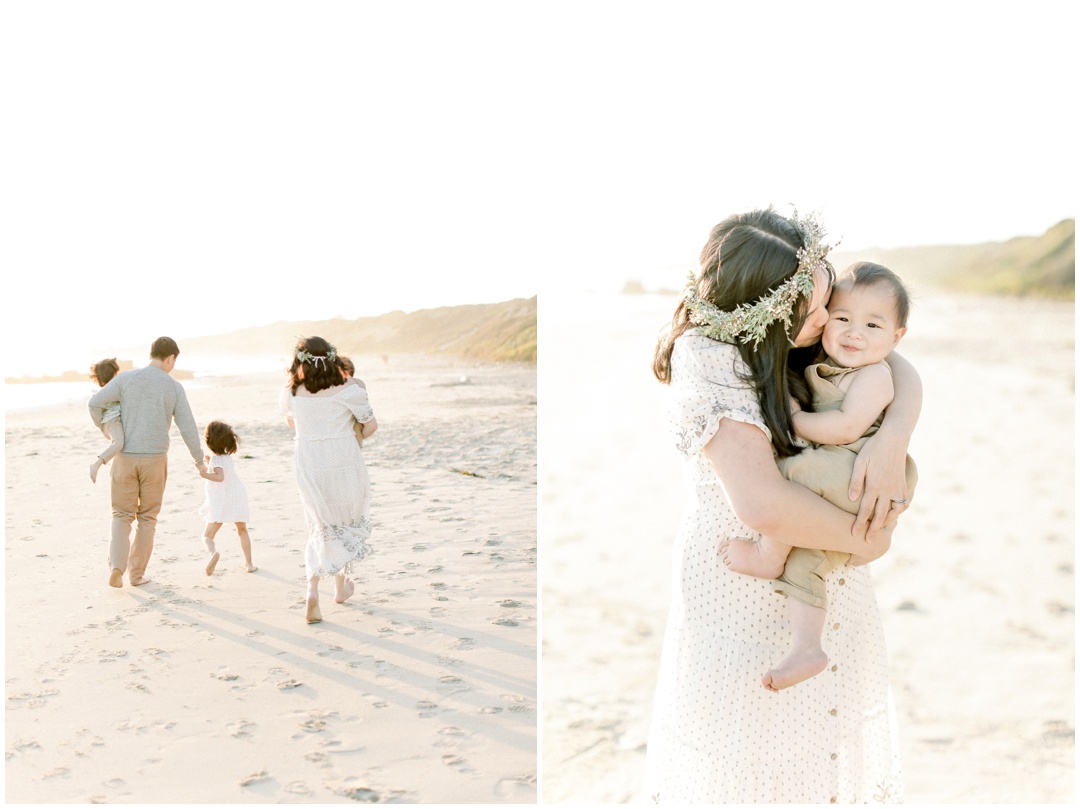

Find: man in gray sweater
<box><xmin>89</xmin><ymin>336</ymin><xmax>206</xmax><ymax>587</ymax></box>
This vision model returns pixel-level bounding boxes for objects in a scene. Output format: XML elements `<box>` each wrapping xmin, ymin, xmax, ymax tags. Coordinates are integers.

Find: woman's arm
<box><xmin>704</xmin><ymin>418</ymin><xmax>892</xmax><ymax>556</ymax></box>
<box><xmin>848</xmin><ymin>350</ymin><xmax>922</xmax><ymax>537</ymax></box>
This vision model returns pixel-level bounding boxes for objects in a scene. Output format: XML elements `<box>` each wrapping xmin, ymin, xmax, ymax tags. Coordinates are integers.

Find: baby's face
<box><xmin>821</xmin><ymin>281</ymin><xmax>906</xmax><ymax>368</ymax></box>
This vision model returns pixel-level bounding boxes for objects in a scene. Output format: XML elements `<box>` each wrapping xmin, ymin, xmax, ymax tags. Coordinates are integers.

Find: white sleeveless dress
<box><xmin>644</xmin><ymin>332</ymin><xmax>902</xmax><ymax>803</ymax></box>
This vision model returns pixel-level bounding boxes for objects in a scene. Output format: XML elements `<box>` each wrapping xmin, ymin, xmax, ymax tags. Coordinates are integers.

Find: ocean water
<box><xmin>4</xmin><ymin>353</ymin><xmax>287</xmax><ymax>414</ymax></box>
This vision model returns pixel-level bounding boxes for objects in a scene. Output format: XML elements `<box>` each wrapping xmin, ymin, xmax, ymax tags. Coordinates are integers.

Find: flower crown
<box><xmin>684</xmin><ymin>209</ymin><xmax>835</xmax><ymax>347</ymax></box>
<box><xmin>295</xmin><ymin>342</ymin><xmax>338</xmax><ymax>370</ymax></box>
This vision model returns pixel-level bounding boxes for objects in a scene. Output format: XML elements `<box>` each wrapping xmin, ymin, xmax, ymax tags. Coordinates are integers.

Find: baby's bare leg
<box><xmin>762</xmin><ymin>598</ymin><xmax>829</xmax><ymax>692</ymax></box>
<box><xmin>719</xmin><ymin>535</ymin><xmax>792</xmax><ymax>579</ymax></box>
<box><xmin>235</xmin><ymin>523</ymin><xmax>256</xmax><ymax>572</ymax></box>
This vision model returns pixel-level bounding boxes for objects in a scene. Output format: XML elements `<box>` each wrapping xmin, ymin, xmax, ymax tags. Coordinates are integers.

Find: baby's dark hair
<box><xmin>205</xmin><ymin>420</ymin><xmax>239</xmax><ymax>455</ymax></box>
<box><xmin>90</xmin><ymin>358</ymin><xmax>120</xmax><ymax>387</ymax></box>
<box><xmin>839</xmin><ymin>262</ymin><xmax>911</xmax><ymax>327</ymax></box>
<box><xmin>337</xmin><ymin>355</ymin><xmax>355</xmax><ymax>376</ymax></box>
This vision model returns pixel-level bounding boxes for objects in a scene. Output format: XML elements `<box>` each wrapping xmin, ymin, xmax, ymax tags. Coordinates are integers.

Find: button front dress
<box><xmin>279</xmin><ymin>382</ymin><xmax>375</xmax><ymax>579</ymax></box>
<box><xmin>644</xmin><ymin>332</ymin><xmax>902</xmax><ymax>804</ymax></box>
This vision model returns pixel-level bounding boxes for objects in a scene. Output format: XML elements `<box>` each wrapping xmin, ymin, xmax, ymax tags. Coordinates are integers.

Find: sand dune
<box><xmin>541</xmin><ymin>290</ymin><xmax>1074</xmax><ymax>803</ymax></box>
<box><xmin>6</xmin><ymin>353</ymin><xmax>536</xmax><ymax>803</ymax></box>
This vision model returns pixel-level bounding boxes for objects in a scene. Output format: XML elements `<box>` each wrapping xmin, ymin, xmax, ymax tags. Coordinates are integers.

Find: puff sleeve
<box><xmin>666</xmin><ymin>332</ymin><xmax>772</xmax><ymax>459</ymax></box>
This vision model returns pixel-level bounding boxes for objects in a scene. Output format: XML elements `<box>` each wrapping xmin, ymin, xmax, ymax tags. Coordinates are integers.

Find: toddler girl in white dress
<box><xmin>197</xmin><ymin>420</ymin><xmax>255</xmax><ymax>574</ymax></box>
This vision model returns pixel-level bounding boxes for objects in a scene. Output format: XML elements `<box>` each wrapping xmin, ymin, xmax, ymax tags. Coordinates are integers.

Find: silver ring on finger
<box><xmin>891</xmin><ymin>498</ymin><xmax>908</xmax><ymax>506</ymax></box>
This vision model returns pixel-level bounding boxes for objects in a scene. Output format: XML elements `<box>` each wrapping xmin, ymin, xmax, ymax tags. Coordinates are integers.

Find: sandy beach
<box><xmin>541</xmin><ymin>290</ymin><xmax>1074</xmax><ymax>803</ymax></box>
<box><xmin>6</xmin><ymin>354</ymin><xmax>536</xmax><ymax>803</ymax></box>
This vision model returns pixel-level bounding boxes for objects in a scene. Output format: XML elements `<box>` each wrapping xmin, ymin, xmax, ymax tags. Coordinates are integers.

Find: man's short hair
<box><xmin>150</xmin><ymin>336</ymin><xmax>180</xmax><ymax>360</ymax></box>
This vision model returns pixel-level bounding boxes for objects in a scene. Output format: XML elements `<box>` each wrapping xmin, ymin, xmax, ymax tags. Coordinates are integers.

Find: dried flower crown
<box><xmin>295</xmin><ymin>342</ymin><xmax>338</xmax><ymax>370</ymax></box>
<box><xmin>684</xmin><ymin>209</ymin><xmax>835</xmax><ymax>346</ymax></box>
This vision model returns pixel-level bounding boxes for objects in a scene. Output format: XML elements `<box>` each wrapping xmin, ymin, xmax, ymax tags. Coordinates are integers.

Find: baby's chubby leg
<box><xmin>719</xmin><ymin>535</ymin><xmax>792</xmax><ymax>579</ymax></box>
<box><xmin>763</xmin><ymin>598</ymin><xmax>829</xmax><ymax>691</ymax></box>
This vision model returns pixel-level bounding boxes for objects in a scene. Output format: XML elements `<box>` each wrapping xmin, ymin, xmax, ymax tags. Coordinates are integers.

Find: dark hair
<box><xmin>337</xmin><ymin>355</ymin><xmax>355</xmax><ymax>377</ymax></box>
<box><xmin>839</xmin><ymin>262</ymin><xmax>911</xmax><ymax>327</ymax></box>
<box><xmin>288</xmin><ymin>336</ymin><xmax>345</xmax><ymax>394</ymax></box>
<box><xmin>150</xmin><ymin>336</ymin><xmax>180</xmax><ymax>360</ymax></box>
<box><xmin>205</xmin><ymin>420</ymin><xmax>239</xmax><ymax>455</ymax></box>
<box><xmin>652</xmin><ymin>208</ymin><xmax>832</xmax><ymax>458</ymax></box>
<box><xmin>90</xmin><ymin>357</ymin><xmax>120</xmax><ymax>387</ymax></box>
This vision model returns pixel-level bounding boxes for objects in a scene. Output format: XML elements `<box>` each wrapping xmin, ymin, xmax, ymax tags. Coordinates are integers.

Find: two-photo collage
<box><xmin>5</xmin><ymin>2</ymin><xmax>1075</xmax><ymax>805</ymax></box>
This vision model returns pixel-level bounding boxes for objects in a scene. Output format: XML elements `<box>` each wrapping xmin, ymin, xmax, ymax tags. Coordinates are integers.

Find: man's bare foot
<box><xmin>244</xmin><ymin>563</ymin><xmax>258</xmax><ymax>573</ymax></box>
<box><xmin>129</xmin><ymin>576</ymin><xmax>152</xmax><ymax>586</ymax></box>
<box><xmin>762</xmin><ymin>647</ymin><xmax>829</xmax><ymax>692</ymax></box>
<box><xmin>90</xmin><ymin>459</ymin><xmax>103</xmax><ymax>483</ymax></box>
<box><xmin>334</xmin><ymin>576</ymin><xmax>355</xmax><ymax>604</ymax></box>
<box><xmin>719</xmin><ymin>537</ymin><xmax>789</xmax><ymax>578</ymax></box>
<box><xmin>205</xmin><ymin>552</ymin><xmax>220</xmax><ymax>576</ymax></box>
<box><xmin>108</xmin><ymin>568</ymin><xmax>123</xmax><ymax>588</ymax></box>
<box><xmin>306</xmin><ymin>598</ymin><xmax>322</xmax><ymax>624</ymax></box>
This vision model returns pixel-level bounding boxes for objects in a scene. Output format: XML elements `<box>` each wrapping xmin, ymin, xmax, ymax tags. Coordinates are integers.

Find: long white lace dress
<box><xmin>279</xmin><ymin>381</ymin><xmax>375</xmax><ymax>578</ymax></box>
<box><xmin>644</xmin><ymin>332</ymin><xmax>902</xmax><ymax>804</ymax></box>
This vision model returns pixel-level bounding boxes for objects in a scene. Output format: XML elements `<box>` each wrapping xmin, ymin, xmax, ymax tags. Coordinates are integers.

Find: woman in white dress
<box><xmin>645</xmin><ymin>209</ymin><xmax>920</xmax><ymax>803</ymax></box>
<box><xmin>279</xmin><ymin>336</ymin><xmax>378</xmax><ymax>625</ymax></box>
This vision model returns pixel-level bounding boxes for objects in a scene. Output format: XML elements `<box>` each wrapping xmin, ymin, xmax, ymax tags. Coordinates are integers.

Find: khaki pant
<box><xmin>109</xmin><ymin>454</ymin><xmax>168</xmax><ymax>579</ymax></box>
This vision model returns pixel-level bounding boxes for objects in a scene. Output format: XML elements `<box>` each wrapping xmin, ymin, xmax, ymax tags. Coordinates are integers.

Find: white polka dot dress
<box><xmin>279</xmin><ymin>381</ymin><xmax>375</xmax><ymax>579</ymax></box>
<box><xmin>198</xmin><ymin>454</ymin><xmax>249</xmax><ymax>523</ymax></box>
<box><xmin>644</xmin><ymin>332</ymin><xmax>902</xmax><ymax>804</ymax></box>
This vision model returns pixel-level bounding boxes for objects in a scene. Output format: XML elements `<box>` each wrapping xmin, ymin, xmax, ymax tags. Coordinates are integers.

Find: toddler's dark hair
<box><xmin>205</xmin><ymin>420</ymin><xmax>239</xmax><ymax>455</ymax></box>
<box><xmin>840</xmin><ymin>262</ymin><xmax>911</xmax><ymax>327</ymax></box>
<box><xmin>90</xmin><ymin>358</ymin><xmax>120</xmax><ymax>387</ymax></box>
<box><xmin>338</xmin><ymin>355</ymin><xmax>355</xmax><ymax>376</ymax></box>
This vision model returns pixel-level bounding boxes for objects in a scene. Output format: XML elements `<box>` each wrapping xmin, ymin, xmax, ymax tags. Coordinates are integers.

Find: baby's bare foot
<box><xmin>90</xmin><ymin>460</ymin><xmax>102</xmax><ymax>484</ymax></box>
<box><xmin>719</xmin><ymin>537</ymin><xmax>789</xmax><ymax>578</ymax></box>
<box><xmin>762</xmin><ymin>647</ymin><xmax>829</xmax><ymax>692</ymax></box>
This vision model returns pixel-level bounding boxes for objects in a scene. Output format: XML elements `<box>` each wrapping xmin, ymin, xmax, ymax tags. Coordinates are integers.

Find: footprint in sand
<box><xmin>492</xmin><ymin>618</ymin><xmax>519</xmax><ymax>627</ymax></box>
<box><xmin>494</xmin><ymin>774</ymin><xmax>536</xmax><ymax>800</ymax></box>
<box><xmin>239</xmin><ymin>771</ymin><xmax>269</xmax><ymax>787</ymax></box>
<box><xmin>227</xmin><ymin>720</ymin><xmax>254</xmax><ymax>738</ymax></box>
<box><xmin>436</xmin><ymin>676</ymin><xmax>469</xmax><ymax>695</ymax></box>
<box><xmin>452</xmin><ymin>637</ymin><xmax>475</xmax><ymax>651</ymax></box>
<box><xmin>299</xmin><ymin>718</ymin><xmax>326</xmax><ymax>733</ymax></box>
<box><xmin>479</xmin><ymin>706</ymin><xmax>503</xmax><ymax>714</ymax></box>
<box><xmin>277</xmin><ymin>679</ymin><xmax>303</xmax><ymax>690</ymax></box>
<box><xmin>442</xmin><ymin>754</ymin><xmax>474</xmax><ymax>772</ymax></box>
<box><xmin>284</xmin><ymin>782</ymin><xmax>313</xmax><ymax>795</ymax></box>
<box><xmin>416</xmin><ymin>700</ymin><xmax>438</xmax><ymax>717</ymax></box>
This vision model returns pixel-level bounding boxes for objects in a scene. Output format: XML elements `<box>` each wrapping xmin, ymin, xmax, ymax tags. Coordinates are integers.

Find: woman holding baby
<box><xmin>645</xmin><ymin>208</ymin><xmax>919</xmax><ymax>803</ymax></box>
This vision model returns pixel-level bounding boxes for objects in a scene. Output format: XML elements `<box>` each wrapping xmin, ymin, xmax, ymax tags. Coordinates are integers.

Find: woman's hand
<box><xmin>848</xmin><ymin>426</ymin><xmax>911</xmax><ymax>541</ymax></box>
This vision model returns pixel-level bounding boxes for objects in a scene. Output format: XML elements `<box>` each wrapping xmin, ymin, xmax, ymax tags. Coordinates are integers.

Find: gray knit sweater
<box><xmin>88</xmin><ymin>365</ymin><xmax>203</xmax><ymax>462</ymax></box>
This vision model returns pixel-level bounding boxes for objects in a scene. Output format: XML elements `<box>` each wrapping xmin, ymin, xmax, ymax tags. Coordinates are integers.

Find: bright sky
<box><xmin>3</xmin><ymin>2</ymin><xmax>1076</xmax><ymax>375</ymax></box>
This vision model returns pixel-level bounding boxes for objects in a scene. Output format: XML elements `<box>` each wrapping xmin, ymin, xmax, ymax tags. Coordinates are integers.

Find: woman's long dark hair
<box><xmin>652</xmin><ymin>208</ymin><xmax>828</xmax><ymax>458</ymax></box>
<box><xmin>288</xmin><ymin>336</ymin><xmax>346</xmax><ymax>394</ymax></box>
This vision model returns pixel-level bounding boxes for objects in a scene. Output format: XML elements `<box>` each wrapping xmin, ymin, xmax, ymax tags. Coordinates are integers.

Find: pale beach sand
<box><xmin>6</xmin><ymin>354</ymin><xmax>536</xmax><ymax>803</ymax></box>
<box><xmin>541</xmin><ymin>291</ymin><xmax>1074</xmax><ymax>803</ymax></box>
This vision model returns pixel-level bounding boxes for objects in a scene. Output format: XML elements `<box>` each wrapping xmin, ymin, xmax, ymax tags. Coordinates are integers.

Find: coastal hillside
<box><xmin>182</xmin><ymin>296</ymin><xmax>537</xmax><ymax>363</ymax></box>
<box><xmin>829</xmin><ymin>219</ymin><xmax>1075</xmax><ymax>299</ymax></box>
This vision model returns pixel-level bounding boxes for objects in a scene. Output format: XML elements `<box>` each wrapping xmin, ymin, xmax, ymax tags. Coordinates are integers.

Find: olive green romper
<box><xmin>775</xmin><ymin>360</ymin><xmax>918</xmax><ymax>609</ymax></box>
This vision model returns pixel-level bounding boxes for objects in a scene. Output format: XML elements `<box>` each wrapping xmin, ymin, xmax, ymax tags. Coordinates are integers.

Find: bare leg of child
<box><xmin>90</xmin><ymin>457</ymin><xmax>104</xmax><ymax>483</ymax></box>
<box><xmin>306</xmin><ymin>575</ymin><xmax>322</xmax><ymax>623</ymax></box>
<box><xmin>334</xmin><ymin>566</ymin><xmax>355</xmax><ymax>604</ymax></box>
<box><xmin>762</xmin><ymin>598</ymin><xmax>829</xmax><ymax>692</ymax></box>
<box><xmin>719</xmin><ymin>535</ymin><xmax>792</xmax><ymax>579</ymax></box>
<box><xmin>235</xmin><ymin>522</ymin><xmax>256</xmax><ymax>572</ymax></box>
<box><xmin>204</xmin><ymin>523</ymin><xmax>221</xmax><ymax>575</ymax></box>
